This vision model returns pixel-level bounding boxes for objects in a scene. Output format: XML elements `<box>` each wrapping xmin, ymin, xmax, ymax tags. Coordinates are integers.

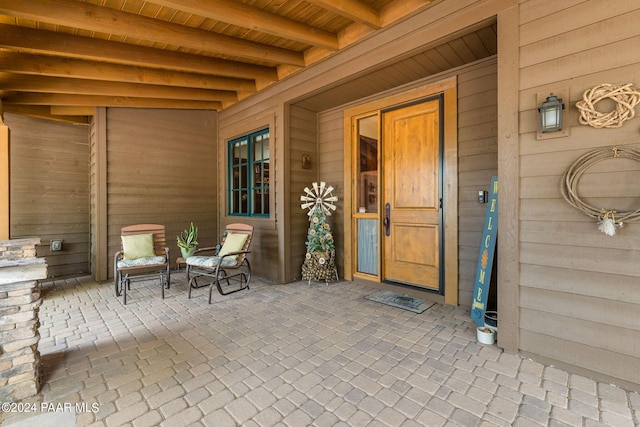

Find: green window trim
<box><xmin>228</xmin><ymin>128</ymin><xmax>270</xmax><ymax>217</ymax></box>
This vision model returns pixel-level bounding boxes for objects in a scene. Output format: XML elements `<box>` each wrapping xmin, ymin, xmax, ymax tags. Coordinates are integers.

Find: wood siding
<box><xmin>289</xmin><ymin>105</ymin><xmax>320</xmax><ymax>280</ymax></box>
<box><xmin>457</xmin><ymin>59</ymin><xmax>498</xmax><ymax>308</ymax></box>
<box><xmin>217</xmin><ymin>107</ymin><xmax>279</xmax><ymax>282</ymax></box>
<box><xmin>103</xmin><ymin>108</ymin><xmax>217</xmax><ymax>277</ymax></box>
<box><xmin>7</xmin><ymin>113</ymin><xmax>90</xmax><ymax>278</ymax></box>
<box><xmin>518</xmin><ymin>0</ymin><xmax>640</xmax><ymax>386</ymax></box>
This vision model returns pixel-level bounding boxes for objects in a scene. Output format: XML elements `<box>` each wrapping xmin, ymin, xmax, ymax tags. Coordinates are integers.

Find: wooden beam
<box><xmin>305</xmin><ymin>0</ymin><xmax>381</xmax><ymax>29</ymax></box>
<box><xmin>0</xmin><ymin>0</ymin><xmax>305</xmax><ymax>66</ymax></box>
<box><xmin>0</xmin><ymin>24</ymin><xmax>278</xmax><ymax>82</ymax></box>
<box><xmin>5</xmin><ymin>93</ymin><xmax>223</xmax><ymax>110</ymax></box>
<box><xmin>0</xmin><ymin>52</ymin><xmax>257</xmax><ymax>93</ymax></box>
<box><xmin>153</xmin><ymin>0</ymin><xmax>338</xmax><ymax>50</ymax></box>
<box><xmin>50</xmin><ymin>106</ymin><xmax>95</xmax><ymax>116</ymax></box>
<box><xmin>0</xmin><ymin>74</ymin><xmax>238</xmax><ymax>102</ymax></box>
<box><xmin>1</xmin><ymin>104</ymin><xmax>89</xmax><ymax>125</ymax></box>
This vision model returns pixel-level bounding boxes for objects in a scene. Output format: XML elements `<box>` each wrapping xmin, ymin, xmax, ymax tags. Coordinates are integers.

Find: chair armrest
<box><xmin>193</xmin><ymin>245</ymin><xmax>221</xmax><ymax>255</ymax></box>
<box><xmin>218</xmin><ymin>250</ymin><xmax>251</xmax><ymax>262</ymax></box>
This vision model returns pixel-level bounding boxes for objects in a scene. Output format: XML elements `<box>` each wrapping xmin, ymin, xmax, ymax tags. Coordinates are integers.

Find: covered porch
<box><xmin>2</xmin><ymin>273</ymin><xmax>639</xmax><ymax>426</ymax></box>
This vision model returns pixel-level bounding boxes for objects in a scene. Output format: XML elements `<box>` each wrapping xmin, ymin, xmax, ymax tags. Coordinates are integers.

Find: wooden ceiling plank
<box><xmin>0</xmin><ymin>24</ymin><xmax>278</xmax><ymax>81</ymax></box>
<box><xmin>0</xmin><ymin>73</ymin><xmax>238</xmax><ymax>102</ymax></box>
<box><xmin>0</xmin><ymin>51</ymin><xmax>257</xmax><ymax>92</ymax></box>
<box><xmin>0</xmin><ymin>0</ymin><xmax>305</xmax><ymax>66</ymax></box>
<box><xmin>5</xmin><ymin>93</ymin><xmax>223</xmax><ymax>110</ymax></box>
<box><xmin>304</xmin><ymin>0</ymin><xmax>380</xmax><ymax>28</ymax></box>
<box><xmin>152</xmin><ymin>0</ymin><xmax>339</xmax><ymax>50</ymax></box>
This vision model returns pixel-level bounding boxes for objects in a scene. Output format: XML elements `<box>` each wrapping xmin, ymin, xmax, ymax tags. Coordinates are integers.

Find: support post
<box><xmin>0</xmin><ymin>105</ymin><xmax>9</xmax><ymax>240</ymax></box>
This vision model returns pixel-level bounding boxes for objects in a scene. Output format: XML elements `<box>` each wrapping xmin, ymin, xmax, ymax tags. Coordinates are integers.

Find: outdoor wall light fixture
<box><xmin>538</xmin><ymin>93</ymin><xmax>565</xmax><ymax>133</ymax></box>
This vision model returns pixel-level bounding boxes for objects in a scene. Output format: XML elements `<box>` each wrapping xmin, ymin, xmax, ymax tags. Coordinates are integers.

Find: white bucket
<box><xmin>477</xmin><ymin>327</ymin><xmax>495</xmax><ymax>345</ymax></box>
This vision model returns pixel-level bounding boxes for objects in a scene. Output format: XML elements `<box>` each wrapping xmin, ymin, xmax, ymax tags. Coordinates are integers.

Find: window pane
<box><xmin>357</xmin><ymin>218</ymin><xmax>378</xmax><ymax>274</ymax></box>
<box><xmin>262</xmin><ymin>134</ymin><xmax>270</xmax><ymax>160</ymax></box>
<box><xmin>254</xmin><ymin>164</ymin><xmax>262</xmax><ymax>186</ymax></box>
<box><xmin>239</xmin><ymin>165</ymin><xmax>247</xmax><ymax>188</ymax></box>
<box><xmin>253</xmin><ymin>189</ymin><xmax>262</xmax><ymax>214</ymax></box>
<box><xmin>240</xmin><ymin>191</ymin><xmax>248</xmax><ymax>214</ymax></box>
<box><xmin>263</xmin><ymin>188</ymin><xmax>269</xmax><ymax>214</ymax></box>
<box><xmin>357</xmin><ymin>115</ymin><xmax>378</xmax><ymax>213</ymax></box>
<box><xmin>233</xmin><ymin>140</ymin><xmax>248</xmax><ymax>164</ymax></box>
<box><xmin>232</xmin><ymin>167</ymin><xmax>241</xmax><ymax>189</ymax></box>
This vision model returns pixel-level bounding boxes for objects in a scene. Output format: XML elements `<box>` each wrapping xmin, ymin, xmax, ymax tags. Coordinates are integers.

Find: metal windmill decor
<box><xmin>300</xmin><ymin>182</ymin><xmax>339</xmax><ymax>285</ymax></box>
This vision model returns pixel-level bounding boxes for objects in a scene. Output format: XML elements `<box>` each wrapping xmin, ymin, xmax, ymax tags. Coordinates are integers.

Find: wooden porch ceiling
<box><xmin>0</xmin><ymin>0</ymin><xmax>441</xmax><ymax>124</ymax></box>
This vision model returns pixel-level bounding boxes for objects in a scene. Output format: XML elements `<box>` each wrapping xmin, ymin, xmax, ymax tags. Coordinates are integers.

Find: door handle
<box><xmin>384</xmin><ymin>203</ymin><xmax>391</xmax><ymax>236</ymax></box>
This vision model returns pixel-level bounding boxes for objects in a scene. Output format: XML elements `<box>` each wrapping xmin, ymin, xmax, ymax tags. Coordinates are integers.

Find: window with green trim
<box><xmin>228</xmin><ymin>129</ymin><xmax>270</xmax><ymax>216</ymax></box>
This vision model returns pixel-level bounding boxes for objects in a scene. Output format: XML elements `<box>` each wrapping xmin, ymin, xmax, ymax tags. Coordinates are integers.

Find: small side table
<box><xmin>176</xmin><ymin>257</ymin><xmax>186</xmax><ymax>271</ymax></box>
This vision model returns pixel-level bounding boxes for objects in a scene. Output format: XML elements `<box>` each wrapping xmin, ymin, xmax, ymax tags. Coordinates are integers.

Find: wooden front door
<box><xmin>382</xmin><ymin>97</ymin><xmax>442</xmax><ymax>290</ymax></box>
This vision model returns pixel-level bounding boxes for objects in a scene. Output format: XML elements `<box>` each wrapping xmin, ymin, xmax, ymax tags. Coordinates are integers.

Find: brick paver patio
<box><xmin>2</xmin><ymin>273</ymin><xmax>639</xmax><ymax>426</ymax></box>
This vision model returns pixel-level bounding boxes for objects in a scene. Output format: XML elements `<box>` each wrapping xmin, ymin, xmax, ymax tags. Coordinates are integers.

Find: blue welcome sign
<box><xmin>471</xmin><ymin>176</ymin><xmax>498</xmax><ymax>326</ymax></box>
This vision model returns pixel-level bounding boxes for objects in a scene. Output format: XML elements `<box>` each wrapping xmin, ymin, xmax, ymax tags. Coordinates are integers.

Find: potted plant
<box><xmin>177</xmin><ymin>222</ymin><xmax>198</xmax><ymax>259</ymax></box>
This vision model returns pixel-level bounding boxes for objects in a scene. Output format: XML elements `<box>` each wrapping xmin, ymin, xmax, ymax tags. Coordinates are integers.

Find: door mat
<box><xmin>365</xmin><ymin>290</ymin><xmax>435</xmax><ymax>314</ymax></box>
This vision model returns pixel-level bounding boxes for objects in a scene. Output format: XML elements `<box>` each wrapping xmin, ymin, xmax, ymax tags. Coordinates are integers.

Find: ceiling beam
<box><xmin>0</xmin><ymin>51</ymin><xmax>256</xmax><ymax>93</ymax></box>
<box><xmin>5</xmin><ymin>93</ymin><xmax>222</xmax><ymax>110</ymax></box>
<box><xmin>2</xmin><ymin>104</ymin><xmax>89</xmax><ymax>124</ymax></box>
<box><xmin>304</xmin><ymin>0</ymin><xmax>381</xmax><ymax>29</ymax></box>
<box><xmin>0</xmin><ymin>0</ymin><xmax>305</xmax><ymax>66</ymax></box>
<box><xmin>0</xmin><ymin>73</ymin><xmax>238</xmax><ymax>102</ymax></box>
<box><xmin>0</xmin><ymin>24</ymin><xmax>278</xmax><ymax>81</ymax></box>
<box><xmin>50</xmin><ymin>106</ymin><xmax>95</xmax><ymax>116</ymax></box>
<box><xmin>152</xmin><ymin>0</ymin><xmax>339</xmax><ymax>50</ymax></box>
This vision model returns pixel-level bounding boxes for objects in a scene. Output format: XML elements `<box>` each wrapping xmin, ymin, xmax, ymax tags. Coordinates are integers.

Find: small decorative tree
<box><xmin>300</xmin><ymin>182</ymin><xmax>338</xmax><ymax>284</ymax></box>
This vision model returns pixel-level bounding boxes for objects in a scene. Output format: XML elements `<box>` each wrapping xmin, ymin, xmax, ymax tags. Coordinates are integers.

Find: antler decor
<box><xmin>561</xmin><ymin>146</ymin><xmax>640</xmax><ymax>236</ymax></box>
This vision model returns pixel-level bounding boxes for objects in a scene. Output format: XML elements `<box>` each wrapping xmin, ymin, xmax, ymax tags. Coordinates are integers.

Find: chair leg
<box><xmin>115</xmin><ymin>272</ymin><xmax>122</xmax><ymax>297</ymax></box>
<box><xmin>123</xmin><ymin>278</ymin><xmax>129</xmax><ymax>305</ymax></box>
<box><xmin>161</xmin><ymin>273</ymin><xmax>165</xmax><ymax>299</ymax></box>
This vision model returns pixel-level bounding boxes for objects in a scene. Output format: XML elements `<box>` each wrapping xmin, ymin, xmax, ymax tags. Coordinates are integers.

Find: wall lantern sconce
<box><xmin>301</xmin><ymin>154</ymin><xmax>312</xmax><ymax>170</ymax></box>
<box><xmin>538</xmin><ymin>93</ymin><xmax>565</xmax><ymax>133</ymax></box>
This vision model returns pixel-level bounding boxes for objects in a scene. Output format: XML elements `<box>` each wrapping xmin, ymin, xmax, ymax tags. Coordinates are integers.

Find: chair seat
<box><xmin>186</xmin><ymin>255</ymin><xmax>237</xmax><ymax>268</ymax></box>
<box><xmin>117</xmin><ymin>255</ymin><xmax>166</xmax><ymax>268</ymax></box>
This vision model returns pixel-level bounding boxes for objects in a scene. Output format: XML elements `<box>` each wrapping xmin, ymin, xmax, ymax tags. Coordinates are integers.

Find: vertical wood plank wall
<box><xmin>457</xmin><ymin>60</ymin><xmax>498</xmax><ymax>306</ymax></box>
<box><xmin>7</xmin><ymin>113</ymin><xmax>90</xmax><ymax>278</ymax></box>
<box><xmin>289</xmin><ymin>105</ymin><xmax>320</xmax><ymax>280</ymax></box>
<box><xmin>217</xmin><ymin>108</ymin><xmax>279</xmax><ymax>282</ymax></box>
<box><xmin>517</xmin><ymin>1</ymin><xmax>640</xmax><ymax>386</ymax></box>
<box><xmin>103</xmin><ymin>108</ymin><xmax>218</xmax><ymax>277</ymax></box>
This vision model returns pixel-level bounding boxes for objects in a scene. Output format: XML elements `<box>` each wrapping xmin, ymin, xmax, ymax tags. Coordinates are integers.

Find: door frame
<box><xmin>343</xmin><ymin>76</ymin><xmax>459</xmax><ymax>305</ymax></box>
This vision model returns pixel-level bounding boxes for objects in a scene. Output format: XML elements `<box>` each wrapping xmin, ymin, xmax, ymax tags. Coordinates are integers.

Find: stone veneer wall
<box><xmin>0</xmin><ymin>238</ymin><xmax>47</xmax><ymax>402</ymax></box>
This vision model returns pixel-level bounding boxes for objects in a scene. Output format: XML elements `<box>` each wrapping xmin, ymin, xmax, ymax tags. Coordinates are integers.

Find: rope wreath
<box><xmin>561</xmin><ymin>146</ymin><xmax>640</xmax><ymax>236</ymax></box>
<box><xmin>575</xmin><ymin>83</ymin><xmax>640</xmax><ymax>129</ymax></box>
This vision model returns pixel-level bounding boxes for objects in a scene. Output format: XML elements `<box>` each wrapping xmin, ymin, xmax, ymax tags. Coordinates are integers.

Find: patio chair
<box><xmin>186</xmin><ymin>223</ymin><xmax>253</xmax><ymax>303</ymax></box>
<box><xmin>114</xmin><ymin>224</ymin><xmax>171</xmax><ymax>305</ymax></box>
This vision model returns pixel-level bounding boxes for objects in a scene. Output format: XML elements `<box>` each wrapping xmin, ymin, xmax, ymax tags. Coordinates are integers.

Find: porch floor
<box><xmin>3</xmin><ymin>273</ymin><xmax>639</xmax><ymax>426</ymax></box>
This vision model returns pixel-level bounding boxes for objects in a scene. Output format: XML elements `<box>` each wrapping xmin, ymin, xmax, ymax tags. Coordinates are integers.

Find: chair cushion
<box><xmin>117</xmin><ymin>256</ymin><xmax>166</xmax><ymax>268</ymax></box>
<box><xmin>122</xmin><ymin>233</ymin><xmax>156</xmax><ymax>260</ymax></box>
<box><xmin>218</xmin><ymin>233</ymin><xmax>248</xmax><ymax>260</ymax></box>
<box><xmin>186</xmin><ymin>255</ymin><xmax>238</xmax><ymax>268</ymax></box>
